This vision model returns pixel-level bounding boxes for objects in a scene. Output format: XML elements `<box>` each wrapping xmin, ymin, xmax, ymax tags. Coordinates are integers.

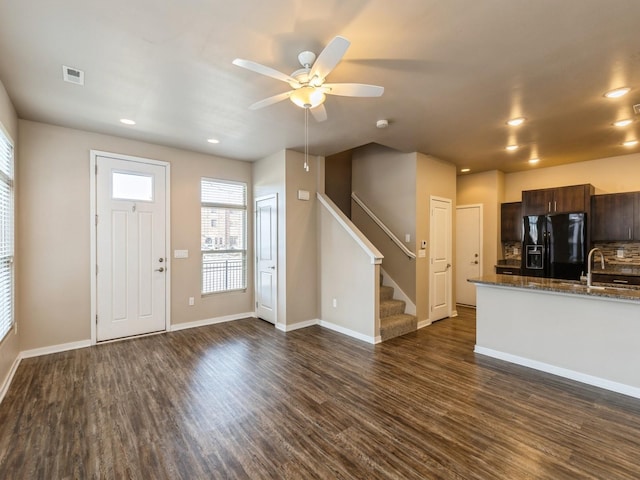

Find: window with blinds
<box><xmin>0</xmin><ymin>125</ymin><xmax>14</xmax><ymax>342</ymax></box>
<box><xmin>201</xmin><ymin>178</ymin><xmax>247</xmax><ymax>294</ymax></box>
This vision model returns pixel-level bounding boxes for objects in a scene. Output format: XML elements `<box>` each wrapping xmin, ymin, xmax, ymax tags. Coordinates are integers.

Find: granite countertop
<box><xmin>469</xmin><ymin>274</ymin><xmax>640</xmax><ymax>302</ymax></box>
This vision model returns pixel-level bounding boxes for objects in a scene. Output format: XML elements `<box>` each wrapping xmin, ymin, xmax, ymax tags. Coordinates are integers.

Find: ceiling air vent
<box><xmin>62</xmin><ymin>65</ymin><xmax>84</xmax><ymax>86</ymax></box>
<box><xmin>634</xmin><ymin>104</ymin><xmax>640</xmax><ymax>115</ymax></box>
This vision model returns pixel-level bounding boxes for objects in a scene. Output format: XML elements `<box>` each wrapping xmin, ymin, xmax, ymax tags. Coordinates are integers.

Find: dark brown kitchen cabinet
<box><xmin>591</xmin><ymin>192</ymin><xmax>636</xmax><ymax>241</ymax></box>
<box><xmin>495</xmin><ymin>265</ymin><xmax>522</xmax><ymax>275</ymax></box>
<box><xmin>591</xmin><ymin>273</ymin><xmax>640</xmax><ymax>286</ymax></box>
<box><xmin>500</xmin><ymin>202</ymin><xmax>522</xmax><ymax>242</ymax></box>
<box><xmin>522</xmin><ymin>184</ymin><xmax>594</xmax><ymax>216</ymax></box>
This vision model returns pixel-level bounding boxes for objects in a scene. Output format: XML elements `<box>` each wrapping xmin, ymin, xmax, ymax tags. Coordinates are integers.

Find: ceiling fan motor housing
<box><xmin>298</xmin><ymin>51</ymin><xmax>316</xmax><ymax>68</ymax></box>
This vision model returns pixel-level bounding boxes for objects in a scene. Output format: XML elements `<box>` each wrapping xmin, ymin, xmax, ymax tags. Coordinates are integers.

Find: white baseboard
<box><xmin>170</xmin><ymin>312</ymin><xmax>255</xmax><ymax>332</ymax></box>
<box><xmin>21</xmin><ymin>339</ymin><xmax>92</xmax><ymax>359</ymax></box>
<box><xmin>276</xmin><ymin>319</ymin><xmax>319</xmax><ymax>332</ymax></box>
<box><xmin>0</xmin><ymin>355</ymin><xmax>21</xmax><ymax>404</ymax></box>
<box><xmin>474</xmin><ymin>345</ymin><xmax>640</xmax><ymax>399</ymax></box>
<box><xmin>319</xmin><ymin>320</ymin><xmax>377</xmax><ymax>344</ymax></box>
<box><xmin>417</xmin><ymin>319</ymin><xmax>431</xmax><ymax>329</ymax></box>
<box><xmin>451</xmin><ymin>309</ymin><xmax>458</xmax><ymax>317</ymax></box>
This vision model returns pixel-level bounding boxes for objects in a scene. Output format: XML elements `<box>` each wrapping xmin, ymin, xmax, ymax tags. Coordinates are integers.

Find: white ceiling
<box><xmin>1</xmin><ymin>0</ymin><xmax>639</xmax><ymax>173</ymax></box>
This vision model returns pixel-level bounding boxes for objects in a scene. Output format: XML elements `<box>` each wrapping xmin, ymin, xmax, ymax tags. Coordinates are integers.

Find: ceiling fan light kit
<box><xmin>290</xmin><ymin>86</ymin><xmax>326</xmax><ymax>109</ymax></box>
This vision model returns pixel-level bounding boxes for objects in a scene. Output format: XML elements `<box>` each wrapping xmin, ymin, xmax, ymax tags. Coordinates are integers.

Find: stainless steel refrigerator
<box><xmin>521</xmin><ymin>212</ymin><xmax>587</xmax><ymax>280</ymax></box>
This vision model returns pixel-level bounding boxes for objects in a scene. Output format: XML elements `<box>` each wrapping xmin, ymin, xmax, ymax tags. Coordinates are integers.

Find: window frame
<box><xmin>200</xmin><ymin>178</ymin><xmax>247</xmax><ymax>295</ymax></box>
<box><xmin>0</xmin><ymin>122</ymin><xmax>14</xmax><ymax>343</ymax></box>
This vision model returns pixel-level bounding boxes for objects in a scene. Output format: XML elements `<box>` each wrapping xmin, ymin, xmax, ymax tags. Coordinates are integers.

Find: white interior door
<box><xmin>96</xmin><ymin>155</ymin><xmax>168</xmax><ymax>341</ymax></box>
<box><xmin>456</xmin><ymin>204</ymin><xmax>482</xmax><ymax>306</ymax></box>
<box><xmin>429</xmin><ymin>196</ymin><xmax>452</xmax><ymax>322</ymax></box>
<box><xmin>255</xmin><ymin>195</ymin><xmax>277</xmax><ymax>324</ymax></box>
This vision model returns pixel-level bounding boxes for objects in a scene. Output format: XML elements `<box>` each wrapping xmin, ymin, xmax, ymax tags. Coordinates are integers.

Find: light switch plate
<box><xmin>297</xmin><ymin>189</ymin><xmax>310</xmax><ymax>201</ymax></box>
<box><xmin>418</xmin><ymin>250</ymin><xmax>426</xmax><ymax>258</ymax></box>
<box><xmin>174</xmin><ymin>249</ymin><xmax>189</xmax><ymax>258</ymax></box>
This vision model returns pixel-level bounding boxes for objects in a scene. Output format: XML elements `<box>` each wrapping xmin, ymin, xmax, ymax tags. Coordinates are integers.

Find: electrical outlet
<box><xmin>332</xmin><ymin>298</ymin><xmax>337</xmax><ymax>308</ymax></box>
<box><xmin>188</xmin><ymin>296</ymin><xmax>195</xmax><ymax>306</ymax></box>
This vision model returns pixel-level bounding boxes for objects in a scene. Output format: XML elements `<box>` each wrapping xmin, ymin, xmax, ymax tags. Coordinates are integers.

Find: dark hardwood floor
<box><xmin>1</xmin><ymin>307</ymin><xmax>640</xmax><ymax>479</ymax></box>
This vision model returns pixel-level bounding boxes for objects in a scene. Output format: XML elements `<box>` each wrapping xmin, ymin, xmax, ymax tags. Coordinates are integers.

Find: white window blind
<box><xmin>0</xmin><ymin>126</ymin><xmax>14</xmax><ymax>342</ymax></box>
<box><xmin>201</xmin><ymin>179</ymin><xmax>247</xmax><ymax>294</ymax></box>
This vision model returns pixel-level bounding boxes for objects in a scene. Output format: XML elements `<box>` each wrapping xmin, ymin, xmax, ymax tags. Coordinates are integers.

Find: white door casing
<box><xmin>255</xmin><ymin>195</ymin><xmax>277</xmax><ymax>324</ymax></box>
<box><xmin>429</xmin><ymin>196</ymin><xmax>452</xmax><ymax>322</ymax></box>
<box><xmin>456</xmin><ymin>204</ymin><xmax>482</xmax><ymax>306</ymax></box>
<box><xmin>91</xmin><ymin>151</ymin><xmax>170</xmax><ymax>342</ymax></box>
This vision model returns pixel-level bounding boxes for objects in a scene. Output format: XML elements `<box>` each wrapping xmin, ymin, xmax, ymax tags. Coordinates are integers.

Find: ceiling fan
<box><xmin>232</xmin><ymin>36</ymin><xmax>384</xmax><ymax>122</ymax></box>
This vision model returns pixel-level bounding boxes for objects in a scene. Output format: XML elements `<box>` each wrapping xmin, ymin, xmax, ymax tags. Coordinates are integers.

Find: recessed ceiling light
<box><xmin>604</xmin><ymin>87</ymin><xmax>631</xmax><ymax>99</ymax></box>
<box><xmin>529</xmin><ymin>158</ymin><xmax>540</xmax><ymax>164</ymax></box>
<box><xmin>623</xmin><ymin>140</ymin><xmax>638</xmax><ymax>147</ymax></box>
<box><xmin>506</xmin><ymin>144</ymin><xmax>519</xmax><ymax>151</ymax></box>
<box><xmin>613</xmin><ymin>119</ymin><xmax>633</xmax><ymax>127</ymax></box>
<box><xmin>460</xmin><ymin>168</ymin><xmax>471</xmax><ymax>173</ymax></box>
<box><xmin>507</xmin><ymin>117</ymin><xmax>526</xmax><ymax>127</ymax></box>
<box><xmin>207</xmin><ymin>138</ymin><xmax>220</xmax><ymax>144</ymax></box>
<box><xmin>119</xmin><ymin>118</ymin><xmax>136</xmax><ymax>125</ymax></box>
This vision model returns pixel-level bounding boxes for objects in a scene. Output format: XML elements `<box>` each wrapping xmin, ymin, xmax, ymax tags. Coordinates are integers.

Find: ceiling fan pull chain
<box><xmin>304</xmin><ymin>107</ymin><xmax>309</xmax><ymax>172</ymax></box>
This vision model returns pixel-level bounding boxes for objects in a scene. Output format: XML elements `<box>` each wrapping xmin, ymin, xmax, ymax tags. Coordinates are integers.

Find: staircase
<box><xmin>379</xmin><ymin>285</ymin><xmax>417</xmax><ymax>341</ymax></box>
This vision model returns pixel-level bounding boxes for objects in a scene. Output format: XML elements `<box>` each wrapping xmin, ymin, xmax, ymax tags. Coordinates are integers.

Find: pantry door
<box><xmin>93</xmin><ymin>152</ymin><xmax>169</xmax><ymax>342</ymax></box>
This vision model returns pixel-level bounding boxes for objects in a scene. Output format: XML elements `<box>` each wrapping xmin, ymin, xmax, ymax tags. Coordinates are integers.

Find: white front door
<box><xmin>456</xmin><ymin>204</ymin><xmax>482</xmax><ymax>306</ymax></box>
<box><xmin>255</xmin><ymin>195</ymin><xmax>277</xmax><ymax>324</ymax></box>
<box><xmin>429</xmin><ymin>196</ymin><xmax>452</xmax><ymax>322</ymax></box>
<box><xmin>95</xmin><ymin>154</ymin><xmax>168</xmax><ymax>341</ymax></box>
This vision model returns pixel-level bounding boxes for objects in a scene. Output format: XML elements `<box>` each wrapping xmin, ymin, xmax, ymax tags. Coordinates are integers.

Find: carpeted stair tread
<box><xmin>380</xmin><ymin>314</ymin><xmax>418</xmax><ymax>341</ymax></box>
<box><xmin>379</xmin><ymin>298</ymin><xmax>406</xmax><ymax>318</ymax></box>
<box><xmin>380</xmin><ymin>285</ymin><xmax>394</xmax><ymax>301</ymax></box>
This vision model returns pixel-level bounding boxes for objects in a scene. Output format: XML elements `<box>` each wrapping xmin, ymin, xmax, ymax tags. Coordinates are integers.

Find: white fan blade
<box><xmin>310</xmin><ymin>104</ymin><xmax>328</xmax><ymax>122</ymax></box>
<box><xmin>323</xmin><ymin>83</ymin><xmax>384</xmax><ymax>97</ymax></box>
<box><xmin>249</xmin><ymin>91</ymin><xmax>294</xmax><ymax>110</ymax></box>
<box><xmin>233</xmin><ymin>58</ymin><xmax>301</xmax><ymax>87</ymax></box>
<box><xmin>309</xmin><ymin>36</ymin><xmax>351</xmax><ymax>82</ymax></box>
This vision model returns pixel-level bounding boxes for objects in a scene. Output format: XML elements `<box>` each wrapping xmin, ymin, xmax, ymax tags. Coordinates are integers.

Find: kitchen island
<box><xmin>469</xmin><ymin>274</ymin><xmax>640</xmax><ymax>398</ymax></box>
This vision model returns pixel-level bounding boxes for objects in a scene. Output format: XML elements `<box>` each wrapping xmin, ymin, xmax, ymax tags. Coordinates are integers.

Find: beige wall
<box><xmin>285</xmin><ymin>150</ymin><xmax>318</xmax><ymax>324</ymax></box>
<box><xmin>319</xmin><ymin>199</ymin><xmax>378</xmax><ymax>339</ymax></box>
<box><xmin>324</xmin><ymin>150</ymin><xmax>352</xmax><ymax>216</ymax></box>
<box><xmin>17</xmin><ymin>120</ymin><xmax>253</xmax><ymax>351</ymax></box>
<box><xmin>457</xmin><ymin>170</ymin><xmax>504</xmax><ymax>276</ymax></box>
<box><xmin>418</xmin><ymin>154</ymin><xmax>458</xmax><ymax>321</ymax></box>
<box><xmin>0</xmin><ymin>80</ymin><xmax>19</xmax><ymax>393</ymax></box>
<box><xmin>504</xmin><ymin>152</ymin><xmax>640</xmax><ymax>201</ymax></box>
<box><xmin>253</xmin><ymin>149</ymin><xmax>319</xmax><ymax>326</ymax></box>
<box><xmin>352</xmin><ymin>144</ymin><xmax>417</xmax><ymax>300</ymax></box>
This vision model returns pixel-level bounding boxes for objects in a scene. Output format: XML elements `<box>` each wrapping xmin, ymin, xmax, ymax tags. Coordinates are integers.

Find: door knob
<box><xmin>155</xmin><ymin>267</ymin><xmax>165</xmax><ymax>272</ymax></box>
<box><xmin>268</xmin><ymin>266</ymin><xmax>276</xmax><ymax>270</ymax></box>
<box><xmin>446</xmin><ymin>263</ymin><xmax>452</xmax><ymax>269</ymax></box>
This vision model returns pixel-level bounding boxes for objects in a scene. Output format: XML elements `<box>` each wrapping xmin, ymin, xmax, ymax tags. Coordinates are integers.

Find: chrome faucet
<box><xmin>587</xmin><ymin>247</ymin><xmax>605</xmax><ymax>288</ymax></box>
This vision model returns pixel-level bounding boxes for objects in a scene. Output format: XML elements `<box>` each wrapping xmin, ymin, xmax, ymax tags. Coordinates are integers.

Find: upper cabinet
<box><xmin>500</xmin><ymin>202</ymin><xmax>522</xmax><ymax>242</ymax></box>
<box><xmin>522</xmin><ymin>184</ymin><xmax>594</xmax><ymax>216</ymax></box>
<box><xmin>591</xmin><ymin>192</ymin><xmax>639</xmax><ymax>241</ymax></box>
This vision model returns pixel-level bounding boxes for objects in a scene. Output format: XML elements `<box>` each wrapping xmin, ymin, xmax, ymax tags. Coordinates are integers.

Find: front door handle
<box><xmin>155</xmin><ymin>267</ymin><xmax>165</xmax><ymax>272</ymax></box>
<box><xmin>446</xmin><ymin>263</ymin><xmax>452</xmax><ymax>269</ymax></box>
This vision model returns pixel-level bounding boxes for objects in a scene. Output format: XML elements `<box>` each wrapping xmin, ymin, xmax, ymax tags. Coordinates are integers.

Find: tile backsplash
<box><xmin>500</xmin><ymin>241</ymin><xmax>640</xmax><ymax>267</ymax></box>
<box><xmin>593</xmin><ymin>242</ymin><xmax>640</xmax><ymax>266</ymax></box>
<box><xmin>502</xmin><ymin>241</ymin><xmax>522</xmax><ymax>261</ymax></box>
